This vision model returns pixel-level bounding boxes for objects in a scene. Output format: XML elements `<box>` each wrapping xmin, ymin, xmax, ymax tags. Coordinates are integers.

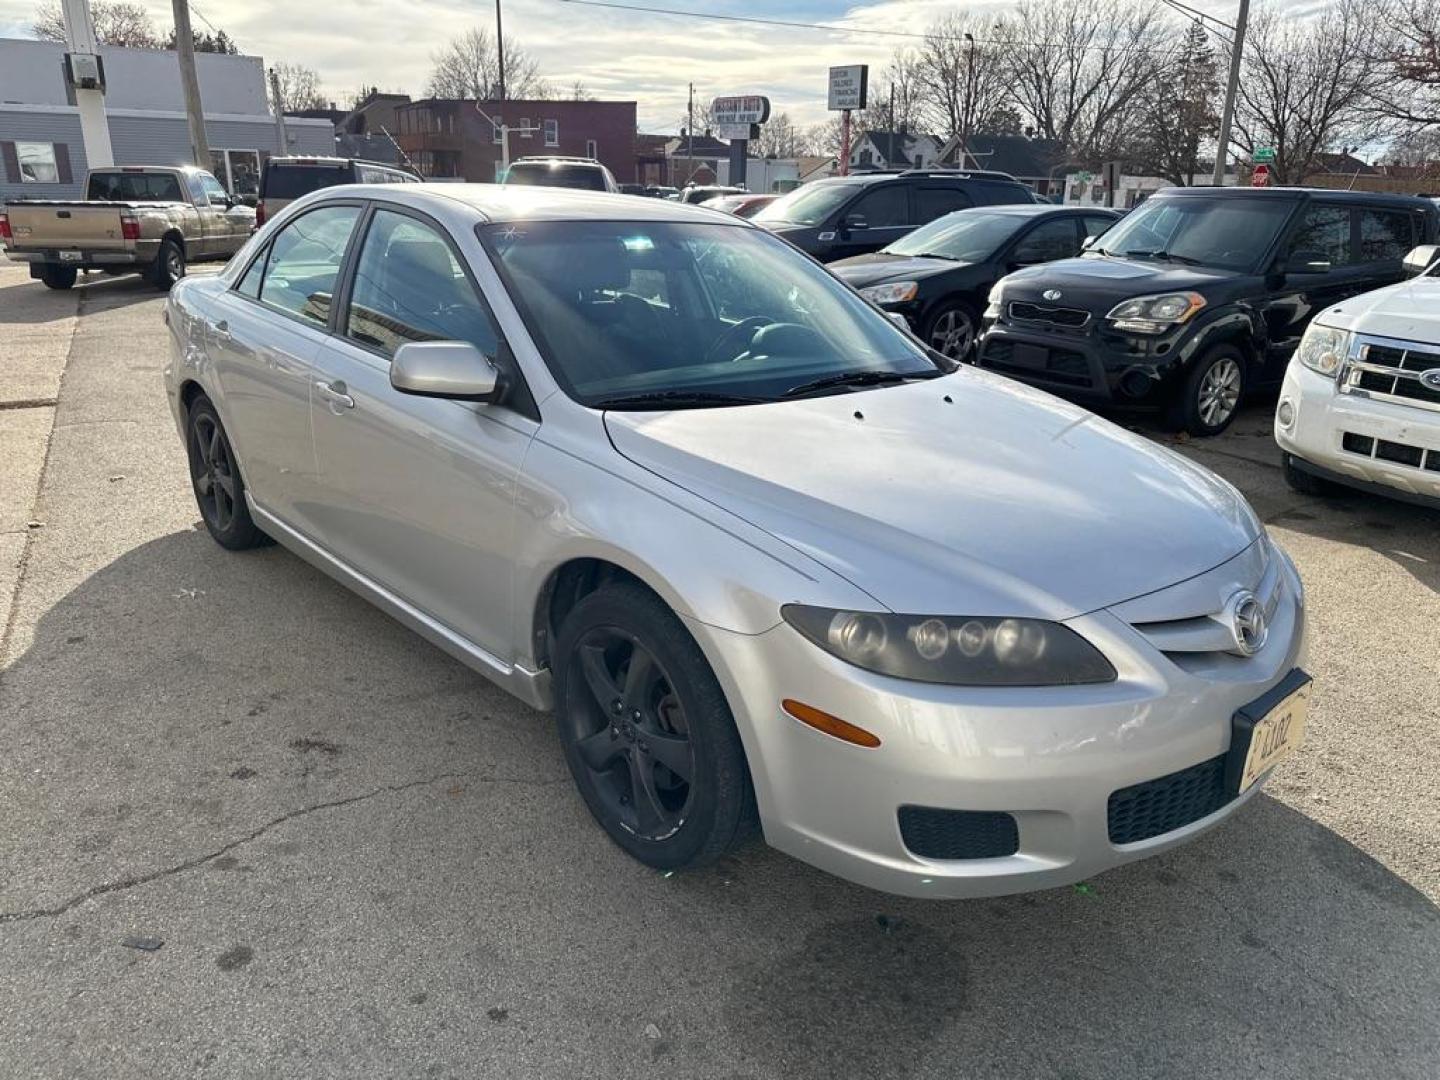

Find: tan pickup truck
<box><xmin>0</xmin><ymin>165</ymin><xmax>255</xmax><ymax>290</ymax></box>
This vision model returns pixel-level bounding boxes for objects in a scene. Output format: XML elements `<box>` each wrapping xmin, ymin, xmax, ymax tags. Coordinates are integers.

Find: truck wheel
<box><xmin>1169</xmin><ymin>345</ymin><xmax>1247</xmax><ymax>437</ymax></box>
<box><xmin>152</xmin><ymin>239</ymin><xmax>186</xmax><ymax>290</ymax></box>
<box><xmin>40</xmin><ymin>266</ymin><xmax>77</xmax><ymax>290</ymax></box>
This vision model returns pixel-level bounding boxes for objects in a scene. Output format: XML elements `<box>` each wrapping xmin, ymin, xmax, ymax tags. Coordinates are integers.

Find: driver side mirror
<box><xmin>1403</xmin><ymin>244</ymin><xmax>1439</xmax><ymax>276</ymax></box>
<box><xmin>1283</xmin><ymin>248</ymin><xmax>1332</xmax><ymax>274</ymax></box>
<box><xmin>391</xmin><ymin>341</ymin><xmax>500</xmax><ymax>402</ymax></box>
<box><xmin>1081</xmin><ymin>234</ymin><xmax>1099</xmax><ymax>250</ymax></box>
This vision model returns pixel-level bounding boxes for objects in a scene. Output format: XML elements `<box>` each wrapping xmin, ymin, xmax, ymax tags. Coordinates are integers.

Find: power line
<box><xmin>1157</xmin><ymin>0</ymin><xmax>1235</xmax><ymax>32</ymax></box>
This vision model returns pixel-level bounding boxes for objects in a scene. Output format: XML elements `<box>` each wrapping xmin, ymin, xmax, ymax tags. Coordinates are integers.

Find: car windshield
<box><xmin>87</xmin><ymin>171</ymin><xmax>184</xmax><ymax>201</ymax></box>
<box><xmin>505</xmin><ymin>163</ymin><xmax>608</xmax><ymax>191</ymax></box>
<box><xmin>480</xmin><ymin>220</ymin><xmax>938</xmax><ymax>407</ymax></box>
<box><xmin>1094</xmin><ymin>196</ymin><xmax>1298</xmax><ymax>271</ymax></box>
<box><xmin>886</xmin><ymin>210</ymin><xmax>1031</xmax><ymax>261</ymax></box>
<box><xmin>752</xmin><ymin>182</ymin><xmax>859</xmax><ymax>226</ymax></box>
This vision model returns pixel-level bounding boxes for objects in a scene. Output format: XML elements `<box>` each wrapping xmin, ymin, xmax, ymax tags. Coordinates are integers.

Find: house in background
<box><xmin>635</xmin><ymin>133</ymin><xmax>670</xmax><ymax>186</ymax></box>
<box><xmin>936</xmin><ymin>133</ymin><xmax>1067</xmax><ymax>196</ymax></box>
<box><xmin>665</xmin><ymin>132</ymin><xmax>730</xmax><ymax>187</ymax></box>
<box><xmin>0</xmin><ymin>37</ymin><xmax>331</xmax><ymax>202</ymax></box>
<box><xmin>393</xmin><ymin>97</ymin><xmax>636</xmax><ymax>182</ymax></box>
<box><xmin>848</xmin><ymin>128</ymin><xmax>942</xmax><ymax>171</ymax></box>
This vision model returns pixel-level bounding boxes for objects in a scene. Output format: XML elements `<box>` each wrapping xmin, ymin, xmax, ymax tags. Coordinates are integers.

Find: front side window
<box><xmin>1011</xmin><ymin>218</ymin><xmax>1081</xmax><ymax>264</ymax></box>
<box><xmin>199</xmin><ymin>172</ymin><xmax>229</xmax><ymax>205</ymax></box>
<box><xmin>257</xmin><ymin>204</ymin><xmax>361</xmax><ymax>327</ymax></box>
<box><xmin>16</xmin><ymin>142</ymin><xmax>58</xmax><ymax>183</ymax></box>
<box><xmin>346</xmin><ymin>209</ymin><xmax>499</xmax><ymax>359</ymax></box>
<box><xmin>1287</xmin><ymin>205</ymin><xmax>1351</xmax><ymax>266</ymax></box>
<box><xmin>481</xmin><ymin>220</ymin><xmax>936</xmax><ymax>407</ymax></box>
<box><xmin>1097</xmin><ymin>196</ymin><xmax>1298</xmax><ymax>271</ymax></box>
<box><xmin>1358</xmin><ymin>209</ymin><xmax>1414</xmax><ymax>263</ymax></box>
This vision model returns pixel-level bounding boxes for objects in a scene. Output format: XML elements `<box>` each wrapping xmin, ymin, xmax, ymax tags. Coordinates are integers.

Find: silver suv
<box><xmin>503</xmin><ymin>156</ymin><xmax>618</xmax><ymax>193</ymax></box>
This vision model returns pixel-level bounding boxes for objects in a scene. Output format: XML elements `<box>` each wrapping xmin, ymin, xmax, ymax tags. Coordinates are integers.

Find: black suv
<box><xmin>753</xmin><ymin>169</ymin><xmax>1035</xmax><ymax>262</ymax></box>
<box><xmin>976</xmin><ymin>188</ymin><xmax>1440</xmax><ymax>434</ymax></box>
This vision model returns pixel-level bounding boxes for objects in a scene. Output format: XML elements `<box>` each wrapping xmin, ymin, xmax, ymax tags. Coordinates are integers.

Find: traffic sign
<box><xmin>1254</xmin><ymin>147</ymin><xmax>1276</xmax><ymax>164</ymax></box>
<box><xmin>1251</xmin><ymin>163</ymin><xmax>1271</xmax><ymax>187</ymax></box>
<box><xmin>828</xmin><ymin>65</ymin><xmax>868</xmax><ymax>111</ymax></box>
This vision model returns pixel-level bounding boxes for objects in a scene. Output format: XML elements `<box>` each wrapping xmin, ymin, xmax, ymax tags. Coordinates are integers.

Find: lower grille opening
<box><xmin>1343</xmin><ymin>430</ymin><xmax>1438</xmax><ymax>472</ymax></box>
<box><xmin>1375</xmin><ymin>439</ymin><xmax>1425</xmax><ymax>468</ymax></box>
<box><xmin>1342</xmin><ymin>432</ymin><xmax>1375</xmax><ymax>456</ymax></box>
<box><xmin>898</xmin><ymin>806</ymin><xmax>1019</xmax><ymax>859</ymax></box>
<box><xmin>1107</xmin><ymin>754</ymin><xmax>1230</xmax><ymax>845</ymax></box>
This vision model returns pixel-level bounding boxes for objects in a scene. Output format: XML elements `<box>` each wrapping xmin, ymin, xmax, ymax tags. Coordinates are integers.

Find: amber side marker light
<box><xmin>782</xmin><ymin>699</ymin><xmax>882</xmax><ymax>748</ymax></box>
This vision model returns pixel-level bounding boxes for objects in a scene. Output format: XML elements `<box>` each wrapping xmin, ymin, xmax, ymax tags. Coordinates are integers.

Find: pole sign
<box><xmin>714</xmin><ymin>122</ymin><xmax>759</xmax><ymax>141</ymax></box>
<box><xmin>1254</xmin><ymin>147</ymin><xmax>1276</xmax><ymax>164</ymax></box>
<box><xmin>712</xmin><ymin>95</ymin><xmax>770</xmax><ymax>127</ymax></box>
<box><xmin>1251</xmin><ymin>163</ymin><xmax>1271</xmax><ymax>187</ymax></box>
<box><xmin>827</xmin><ymin>65</ymin><xmax>868</xmax><ymax>111</ymax></box>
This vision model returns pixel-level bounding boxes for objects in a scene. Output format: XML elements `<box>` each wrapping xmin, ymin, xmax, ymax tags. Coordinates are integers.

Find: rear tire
<box><xmin>1169</xmin><ymin>344</ymin><xmax>1247</xmax><ymax>436</ymax></box>
<box><xmin>1283</xmin><ymin>453</ymin><xmax>1339</xmax><ymax>497</ymax></box>
<box><xmin>40</xmin><ymin>265</ymin><xmax>77</xmax><ymax>290</ymax></box>
<box><xmin>553</xmin><ymin>581</ymin><xmax>754</xmax><ymax>871</ymax></box>
<box><xmin>152</xmin><ymin>239</ymin><xmax>186</xmax><ymax>290</ymax></box>
<box><xmin>185</xmin><ymin>395</ymin><xmax>269</xmax><ymax>550</ymax></box>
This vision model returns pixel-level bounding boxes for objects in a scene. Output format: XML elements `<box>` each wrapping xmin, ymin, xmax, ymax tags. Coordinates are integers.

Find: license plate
<box><xmin>1228</xmin><ymin>671</ymin><xmax>1311</xmax><ymax>794</ymax></box>
<box><xmin>57</xmin><ymin>250</ymin><xmax>82</xmax><ymax>262</ymax></box>
<box><xmin>1011</xmin><ymin>342</ymin><xmax>1048</xmax><ymax>370</ymax></box>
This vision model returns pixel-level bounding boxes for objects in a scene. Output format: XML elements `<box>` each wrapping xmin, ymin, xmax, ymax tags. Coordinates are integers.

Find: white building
<box><xmin>0</xmin><ymin>38</ymin><xmax>332</xmax><ymax>203</ymax></box>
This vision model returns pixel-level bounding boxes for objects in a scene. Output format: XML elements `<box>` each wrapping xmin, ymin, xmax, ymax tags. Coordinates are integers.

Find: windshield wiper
<box><xmin>1121</xmin><ymin>249</ymin><xmax>1203</xmax><ymax>266</ymax></box>
<box><xmin>593</xmin><ymin>390</ymin><xmax>769</xmax><ymax>410</ymax></box>
<box><xmin>783</xmin><ymin>369</ymin><xmax>940</xmax><ymax>398</ymax></box>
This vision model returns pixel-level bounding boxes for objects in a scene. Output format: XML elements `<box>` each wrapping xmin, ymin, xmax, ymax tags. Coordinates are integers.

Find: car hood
<box><xmin>604</xmin><ymin>371</ymin><xmax>1260</xmax><ymax>619</ymax></box>
<box><xmin>1001</xmin><ymin>256</ymin><xmax>1235</xmax><ymax>307</ymax></box>
<box><xmin>830</xmin><ymin>254</ymin><xmax>965</xmax><ymax>287</ymax></box>
<box><xmin>1313</xmin><ymin>275</ymin><xmax>1440</xmax><ymax>343</ymax></box>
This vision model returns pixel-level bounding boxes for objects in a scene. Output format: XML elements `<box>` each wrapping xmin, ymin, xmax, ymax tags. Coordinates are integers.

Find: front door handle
<box><xmin>315</xmin><ymin>380</ymin><xmax>355</xmax><ymax>410</ymax></box>
<box><xmin>213</xmin><ymin>319</ymin><xmax>231</xmax><ymax>342</ymax></box>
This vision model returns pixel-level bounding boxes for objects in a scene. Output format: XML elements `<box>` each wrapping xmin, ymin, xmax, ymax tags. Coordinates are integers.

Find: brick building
<box><xmin>394</xmin><ymin>98</ymin><xmax>637</xmax><ymax>183</ymax></box>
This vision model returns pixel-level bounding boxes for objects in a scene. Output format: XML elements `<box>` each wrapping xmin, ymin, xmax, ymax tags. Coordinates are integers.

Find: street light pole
<box><xmin>495</xmin><ymin>0</ymin><xmax>507</xmax><ymax>100</ymax></box>
<box><xmin>1211</xmin><ymin>0</ymin><xmax>1250</xmax><ymax>186</ymax></box>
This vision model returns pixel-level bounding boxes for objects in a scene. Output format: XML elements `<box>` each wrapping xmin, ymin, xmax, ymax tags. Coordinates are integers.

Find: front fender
<box><xmin>1181</xmin><ymin>305</ymin><xmax>1266</xmax><ymax>369</ymax></box>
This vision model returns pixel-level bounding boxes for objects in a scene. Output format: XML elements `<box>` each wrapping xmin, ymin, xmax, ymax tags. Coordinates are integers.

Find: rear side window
<box><xmin>1287</xmin><ymin>205</ymin><xmax>1351</xmax><ymax>266</ymax></box>
<box><xmin>973</xmin><ymin>182</ymin><xmax>1033</xmax><ymax>207</ymax></box>
<box><xmin>345</xmin><ymin>208</ymin><xmax>499</xmax><ymax>359</ymax></box>
<box><xmin>1083</xmin><ymin>215</ymin><xmax>1117</xmax><ymax>239</ymax></box>
<box><xmin>261</xmin><ymin>164</ymin><xmax>352</xmax><ymax>200</ymax></box>
<box><xmin>257</xmin><ymin>205</ymin><xmax>361</xmax><ymax>327</ymax></box>
<box><xmin>87</xmin><ymin>171</ymin><xmax>183</xmax><ymax>201</ymax></box>
<box><xmin>915</xmin><ymin>186</ymin><xmax>973</xmax><ymax>223</ymax></box>
<box><xmin>848</xmin><ymin>184</ymin><xmax>909</xmax><ymax>227</ymax></box>
<box><xmin>1358</xmin><ymin>209</ymin><xmax>1414</xmax><ymax>263</ymax></box>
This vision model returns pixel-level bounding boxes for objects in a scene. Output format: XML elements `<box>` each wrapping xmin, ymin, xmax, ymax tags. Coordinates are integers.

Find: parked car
<box><xmin>504</xmin><ymin>156</ymin><xmax>618</xmax><ymax>193</ymax></box>
<box><xmin>700</xmin><ymin>192</ymin><xmax>779</xmax><ymax>218</ymax></box>
<box><xmin>977</xmin><ymin>188</ymin><xmax>1440</xmax><ymax>435</ymax></box>
<box><xmin>258</xmin><ymin>156</ymin><xmax>418</xmax><ymax>227</ymax></box>
<box><xmin>1</xmin><ymin>164</ymin><xmax>253</xmax><ymax>290</ymax></box>
<box><xmin>831</xmin><ymin>205</ymin><xmax>1121</xmax><ymax>360</ymax></box>
<box><xmin>1275</xmin><ymin>242</ymin><xmax>1440</xmax><ymax>508</ymax></box>
<box><xmin>753</xmin><ymin>169</ymin><xmax>1037</xmax><ymax>262</ymax></box>
<box><xmin>165</xmin><ymin>183</ymin><xmax>1308</xmax><ymax>898</ymax></box>
<box><xmin>680</xmin><ymin>184</ymin><xmax>743</xmax><ymax>204</ymax></box>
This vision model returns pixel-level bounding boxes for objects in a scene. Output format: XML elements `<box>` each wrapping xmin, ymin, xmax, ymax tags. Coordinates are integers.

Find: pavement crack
<box><xmin>0</xmin><ymin>773</ymin><xmax>465</xmax><ymax>924</ymax></box>
<box><xmin>0</xmin><ymin>398</ymin><xmax>59</xmax><ymax>411</ymax></box>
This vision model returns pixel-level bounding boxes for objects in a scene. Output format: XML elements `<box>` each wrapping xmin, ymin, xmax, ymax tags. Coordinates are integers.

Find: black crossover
<box><xmin>830</xmin><ymin>205</ymin><xmax>1121</xmax><ymax>360</ymax></box>
<box><xmin>976</xmin><ymin>188</ymin><xmax>1440</xmax><ymax>434</ymax></box>
<box><xmin>753</xmin><ymin>169</ymin><xmax>1036</xmax><ymax>262</ymax></box>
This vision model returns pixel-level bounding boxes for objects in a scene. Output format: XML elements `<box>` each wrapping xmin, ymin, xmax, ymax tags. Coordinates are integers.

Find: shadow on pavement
<box><xmin>1</xmin><ymin>526</ymin><xmax>1437</xmax><ymax>1077</ymax></box>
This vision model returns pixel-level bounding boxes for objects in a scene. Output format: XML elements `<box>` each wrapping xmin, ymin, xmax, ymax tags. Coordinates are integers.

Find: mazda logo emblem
<box><xmin>1042</xmin><ymin>289</ymin><xmax>1063</xmax><ymax>301</ymax></box>
<box><xmin>1420</xmin><ymin>368</ymin><xmax>1440</xmax><ymax>392</ymax></box>
<box><xmin>1226</xmin><ymin>590</ymin><xmax>1268</xmax><ymax>656</ymax></box>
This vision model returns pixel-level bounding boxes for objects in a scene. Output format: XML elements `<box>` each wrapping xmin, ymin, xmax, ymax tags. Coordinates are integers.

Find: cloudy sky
<box><xmin>0</xmin><ymin>0</ymin><xmax>1243</xmax><ymax>131</ymax></box>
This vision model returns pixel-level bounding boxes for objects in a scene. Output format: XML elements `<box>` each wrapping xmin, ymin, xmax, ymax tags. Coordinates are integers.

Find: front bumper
<box><xmin>691</xmin><ymin>548</ymin><xmax>1307</xmax><ymax>899</ymax></box>
<box><xmin>1276</xmin><ymin>361</ymin><xmax>1440</xmax><ymax>508</ymax></box>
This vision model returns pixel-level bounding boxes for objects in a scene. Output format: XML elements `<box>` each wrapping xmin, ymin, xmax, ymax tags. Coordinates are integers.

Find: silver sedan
<box><xmin>163</xmin><ymin>184</ymin><xmax>1309</xmax><ymax>898</ymax></box>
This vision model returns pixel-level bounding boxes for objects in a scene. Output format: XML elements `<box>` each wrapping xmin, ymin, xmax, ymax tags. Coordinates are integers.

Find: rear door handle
<box><xmin>315</xmin><ymin>379</ymin><xmax>355</xmax><ymax>410</ymax></box>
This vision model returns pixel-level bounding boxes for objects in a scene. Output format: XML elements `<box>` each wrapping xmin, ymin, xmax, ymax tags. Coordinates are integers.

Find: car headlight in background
<box><xmin>1294</xmin><ymin>322</ymin><xmax>1350</xmax><ymax>376</ymax></box>
<box><xmin>859</xmin><ymin>281</ymin><xmax>919</xmax><ymax>305</ymax></box>
<box><xmin>1106</xmin><ymin>292</ymin><xmax>1206</xmax><ymax>333</ymax></box>
<box><xmin>984</xmin><ymin>282</ymin><xmax>1005</xmax><ymax>319</ymax></box>
<box><xmin>781</xmin><ymin>605</ymin><xmax>1117</xmax><ymax>686</ymax></box>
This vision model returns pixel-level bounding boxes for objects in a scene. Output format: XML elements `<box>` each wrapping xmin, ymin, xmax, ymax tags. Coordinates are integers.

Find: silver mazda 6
<box><xmin>163</xmin><ymin>184</ymin><xmax>1310</xmax><ymax>898</ymax></box>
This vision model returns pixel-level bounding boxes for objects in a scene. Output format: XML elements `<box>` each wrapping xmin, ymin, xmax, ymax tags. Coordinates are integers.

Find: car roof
<box><xmin>967</xmin><ymin>204</ymin><xmax>1112</xmax><ymax>218</ymax></box>
<box><xmin>330</xmin><ymin>182</ymin><xmax>755</xmax><ymax>225</ymax></box>
<box><xmin>1153</xmin><ymin>186</ymin><xmax>1434</xmax><ymax>210</ymax></box>
<box><xmin>815</xmin><ymin>169</ymin><xmax>1021</xmax><ymax>187</ymax></box>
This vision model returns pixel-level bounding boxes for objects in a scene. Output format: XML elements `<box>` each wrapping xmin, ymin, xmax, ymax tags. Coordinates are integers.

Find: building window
<box><xmin>520</xmin><ymin>117</ymin><xmax>531</xmax><ymax>138</ymax></box>
<box><xmin>16</xmin><ymin>142</ymin><xmax>59</xmax><ymax>183</ymax></box>
<box><xmin>586</xmin><ymin>138</ymin><xmax>598</xmax><ymax>159</ymax></box>
<box><xmin>544</xmin><ymin>119</ymin><xmax>559</xmax><ymax>146</ymax></box>
<box><xmin>493</xmin><ymin>115</ymin><xmax>504</xmax><ymax>144</ymax></box>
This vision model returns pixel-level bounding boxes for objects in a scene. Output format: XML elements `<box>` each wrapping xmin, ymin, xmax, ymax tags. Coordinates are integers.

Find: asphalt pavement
<box><xmin>1</xmin><ymin>260</ymin><xmax>1437</xmax><ymax>1079</ymax></box>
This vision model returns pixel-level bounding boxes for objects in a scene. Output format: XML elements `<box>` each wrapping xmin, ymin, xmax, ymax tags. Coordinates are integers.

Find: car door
<box><xmin>198</xmin><ymin>170</ymin><xmax>251</xmax><ymax>254</ymax></box>
<box><xmin>307</xmin><ymin>204</ymin><xmax>538</xmax><ymax>660</ymax></box>
<box><xmin>1003</xmin><ymin>216</ymin><xmax>1085</xmax><ymax>273</ymax></box>
<box><xmin>1262</xmin><ymin>202</ymin><xmax>1368</xmax><ymax>377</ymax></box>
<box><xmin>208</xmin><ymin>202</ymin><xmax>363</xmax><ymax>532</ymax></box>
<box><xmin>914</xmin><ymin>185</ymin><xmax>973</xmax><ymax>230</ymax></box>
<box><xmin>829</xmin><ymin>183</ymin><xmax>911</xmax><ymax>260</ymax></box>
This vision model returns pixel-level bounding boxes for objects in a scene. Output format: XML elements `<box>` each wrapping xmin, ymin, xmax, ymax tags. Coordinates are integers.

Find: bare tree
<box><xmin>32</xmin><ymin>0</ymin><xmax>159</xmax><ymax>46</ymax></box>
<box><xmin>270</xmin><ymin>61</ymin><xmax>328</xmax><ymax>113</ymax></box>
<box><xmin>857</xmin><ymin>49</ymin><xmax>927</xmax><ymax>134</ymax></box>
<box><xmin>568</xmin><ymin>80</ymin><xmax>596</xmax><ymax>102</ymax></box>
<box><xmin>1135</xmin><ymin>20</ymin><xmax>1221</xmax><ymax>184</ymax></box>
<box><xmin>754</xmin><ymin>112</ymin><xmax>810</xmax><ymax>157</ymax></box>
<box><xmin>425</xmin><ymin>27</ymin><xmax>546</xmax><ymax>100</ymax></box>
<box><xmin>1372</xmin><ymin>0</ymin><xmax>1440</xmax><ymax>128</ymax></box>
<box><xmin>1230</xmin><ymin>0</ymin><xmax>1395</xmax><ymax>184</ymax></box>
<box><xmin>911</xmin><ymin>13</ymin><xmax>1013</xmax><ymax>142</ymax></box>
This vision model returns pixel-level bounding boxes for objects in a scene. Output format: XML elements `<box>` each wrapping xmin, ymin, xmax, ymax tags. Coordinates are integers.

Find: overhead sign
<box><xmin>712</xmin><ymin>95</ymin><xmax>770</xmax><ymax>127</ymax></box>
<box><xmin>1254</xmin><ymin>147</ymin><xmax>1276</xmax><ymax>164</ymax></box>
<box><xmin>1252</xmin><ymin>163</ymin><xmax>1271</xmax><ymax>187</ymax></box>
<box><xmin>828</xmin><ymin>65</ymin><xmax>869</xmax><ymax>111</ymax></box>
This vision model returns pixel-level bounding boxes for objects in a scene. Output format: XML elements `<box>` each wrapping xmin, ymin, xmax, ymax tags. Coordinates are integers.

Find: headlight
<box><xmin>781</xmin><ymin>605</ymin><xmax>1117</xmax><ymax>686</ymax></box>
<box><xmin>859</xmin><ymin>281</ymin><xmax>919</xmax><ymax>305</ymax></box>
<box><xmin>984</xmin><ymin>282</ymin><xmax>1005</xmax><ymax>318</ymax></box>
<box><xmin>1106</xmin><ymin>291</ymin><xmax>1206</xmax><ymax>334</ymax></box>
<box><xmin>1294</xmin><ymin>322</ymin><xmax>1350</xmax><ymax>377</ymax></box>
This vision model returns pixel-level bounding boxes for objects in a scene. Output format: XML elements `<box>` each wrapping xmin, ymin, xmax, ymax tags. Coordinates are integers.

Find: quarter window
<box><xmin>1358</xmin><ymin>209</ymin><xmax>1414</xmax><ymax>263</ymax></box>
<box><xmin>257</xmin><ymin>204</ymin><xmax>361</xmax><ymax>327</ymax></box>
<box><xmin>1287</xmin><ymin>205</ymin><xmax>1351</xmax><ymax>266</ymax></box>
<box><xmin>344</xmin><ymin>209</ymin><xmax>499</xmax><ymax>360</ymax></box>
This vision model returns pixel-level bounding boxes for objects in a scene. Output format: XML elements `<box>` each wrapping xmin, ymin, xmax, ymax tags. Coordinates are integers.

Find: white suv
<box><xmin>1276</xmin><ymin>243</ymin><xmax>1440</xmax><ymax>509</ymax></box>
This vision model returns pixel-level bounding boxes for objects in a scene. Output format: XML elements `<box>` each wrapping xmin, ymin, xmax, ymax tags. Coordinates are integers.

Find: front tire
<box><xmin>1283</xmin><ymin>453</ymin><xmax>1339</xmax><ymax>497</ymax></box>
<box><xmin>1170</xmin><ymin>344</ymin><xmax>1247</xmax><ymax>436</ymax></box>
<box><xmin>923</xmin><ymin>300</ymin><xmax>979</xmax><ymax>362</ymax></box>
<box><xmin>185</xmin><ymin>395</ymin><xmax>268</xmax><ymax>550</ymax></box>
<box><xmin>152</xmin><ymin>239</ymin><xmax>186</xmax><ymax>290</ymax></box>
<box><xmin>41</xmin><ymin>265</ymin><xmax>77</xmax><ymax>290</ymax></box>
<box><xmin>553</xmin><ymin>581</ymin><xmax>753</xmax><ymax>871</ymax></box>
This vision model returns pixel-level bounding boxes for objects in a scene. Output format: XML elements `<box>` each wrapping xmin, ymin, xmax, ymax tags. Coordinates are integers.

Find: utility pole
<box><xmin>172</xmin><ymin>0</ymin><xmax>210</xmax><ymax>168</ymax></box>
<box><xmin>961</xmin><ymin>32</ymin><xmax>976</xmax><ymax>170</ymax></box>
<box><xmin>495</xmin><ymin>0</ymin><xmax>506</xmax><ymax>100</ymax></box>
<box><xmin>1211</xmin><ymin>0</ymin><xmax>1250</xmax><ymax>187</ymax></box>
<box><xmin>268</xmin><ymin>67</ymin><xmax>289</xmax><ymax>157</ymax></box>
<box><xmin>60</xmin><ymin>0</ymin><xmax>113</xmax><ymax>168</ymax></box>
<box><xmin>686</xmin><ymin>82</ymin><xmax>694</xmax><ymax>187</ymax></box>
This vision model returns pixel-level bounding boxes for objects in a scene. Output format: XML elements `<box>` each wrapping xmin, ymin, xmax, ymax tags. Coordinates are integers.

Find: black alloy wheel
<box><xmin>185</xmin><ymin>396</ymin><xmax>268</xmax><ymax>550</ymax></box>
